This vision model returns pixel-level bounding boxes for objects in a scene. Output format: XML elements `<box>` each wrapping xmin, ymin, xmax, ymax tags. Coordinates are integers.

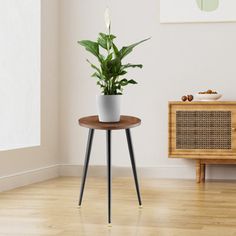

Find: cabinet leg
<box><xmin>200</xmin><ymin>164</ymin><xmax>206</xmax><ymax>182</ymax></box>
<box><xmin>196</xmin><ymin>160</ymin><xmax>201</xmax><ymax>183</ymax></box>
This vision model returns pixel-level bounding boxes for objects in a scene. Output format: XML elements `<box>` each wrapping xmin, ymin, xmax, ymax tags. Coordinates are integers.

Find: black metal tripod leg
<box><xmin>107</xmin><ymin>130</ymin><xmax>112</xmax><ymax>224</ymax></box>
<box><xmin>125</xmin><ymin>129</ymin><xmax>142</xmax><ymax>206</ymax></box>
<box><xmin>78</xmin><ymin>129</ymin><xmax>94</xmax><ymax>206</ymax></box>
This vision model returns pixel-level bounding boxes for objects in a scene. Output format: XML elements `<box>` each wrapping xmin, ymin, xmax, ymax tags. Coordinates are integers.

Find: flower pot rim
<box><xmin>97</xmin><ymin>94</ymin><xmax>122</xmax><ymax>96</ymax></box>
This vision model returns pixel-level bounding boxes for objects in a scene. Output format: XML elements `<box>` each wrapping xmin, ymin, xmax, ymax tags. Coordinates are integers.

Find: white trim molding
<box><xmin>59</xmin><ymin>164</ymin><xmax>236</xmax><ymax>180</ymax></box>
<box><xmin>59</xmin><ymin>164</ymin><xmax>196</xmax><ymax>179</ymax></box>
<box><xmin>2</xmin><ymin>164</ymin><xmax>236</xmax><ymax>192</ymax></box>
<box><xmin>0</xmin><ymin>165</ymin><xmax>59</xmax><ymax>192</ymax></box>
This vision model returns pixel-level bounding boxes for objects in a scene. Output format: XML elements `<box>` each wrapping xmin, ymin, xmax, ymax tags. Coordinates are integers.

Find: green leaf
<box><xmin>128</xmin><ymin>79</ymin><xmax>137</xmax><ymax>84</ymax></box>
<box><xmin>108</xmin><ymin>58</ymin><xmax>121</xmax><ymax>73</ymax></box>
<box><xmin>121</xmin><ymin>63</ymin><xmax>143</xmax><ymax>70</ymax></box>
<box><xmin>118</xmin><ymin>70</ymin><xmax>127</xmax><ymax>76</ymax></box>
<box><xmin>119</xmin><ymin>79</ymin><xmax>137</xmax><ymax>86</ymax></box>
<box><xmin>115</xmin><ymin>84</ymin><xmax>121</xmax><ymax>90</ymax></box>
<box><xmin>120</xmin><ymin>79</ymin><xmax>129</xmax><ymax>86</ymax></box>
<box><xmin>86</xmin><ymin>59</ymin><xmax>105</xmax><ymax>80</ymax></box>
<box><xmin>119</xmin><ymin>37</ymin><xmax>151</xmax><ymax>60</ymax></box>
<box><xmin>99</xmin><ymin>33</ymin><xmax>116</xmax><ymax>41</ymax></box>
<box><xmin>78</xmin><ymin>40</ymin><xmax>100</xmax><ymax>58</ymax></box>
<box><xmin>112</xmin><ymin>43</ymin><xmax>120</xmax><ymax>57</ymax></box>
<box><xmin>86</xmin><ymin>59</ymin><xmax>100</xmax><ymax>73</ymax></box>
<box><xmin>97</xmin><ymin>37</ymin><xmax>107</xmax><ymax>50</ymax></box>
<box><xmin>97</xmin><ymin>33</ymin><xmax>116</xmax><ymax>50</ymax></box>
<box><xmin>91</xmin><ymin>72</ymin><xmax>101</xmax><ymax>79</ymax></box>
<box><xmin>106</xmin><ymin>53</ymin><xmax>113</xmax><ymax>62</ymax></box>
<box><xmin>97</xmin><ymin>81</ymin><xmax>105</xmax><ymax>88</ymax></box>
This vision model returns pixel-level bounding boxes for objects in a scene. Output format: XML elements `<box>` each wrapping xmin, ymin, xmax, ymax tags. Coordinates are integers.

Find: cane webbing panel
<box><xmin>176</xmin><ymin>111</ymin><xmax>231</xmax><ymax>150</ymax></box>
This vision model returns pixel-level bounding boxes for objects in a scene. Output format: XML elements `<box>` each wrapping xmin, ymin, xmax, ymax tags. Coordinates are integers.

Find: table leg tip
<box><xmin>139</xmin><ymin>205</ymin><xmax>143</xmax><ymax>209</ymax></box>
<box><xmin>78</xmin><ymin>205</ymin><xmax>81</xmax><ymax>209</ymax></box>
<box><xmin>108</xmin><ymin>223</ymin><xmax>112</xmax><ymax>227</ymax></box>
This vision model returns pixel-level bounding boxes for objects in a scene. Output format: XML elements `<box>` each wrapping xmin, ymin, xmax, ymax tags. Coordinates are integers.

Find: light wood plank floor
<box><xmin>1</xmin><ymin>177</ymin><xmax>236</xmax><ymax>236</ymax></box>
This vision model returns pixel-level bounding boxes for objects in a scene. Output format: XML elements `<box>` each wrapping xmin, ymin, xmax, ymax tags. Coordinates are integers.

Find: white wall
<box><xmin>59</xmin><ymin>0</ymin><xmax>236</xmax><ymax>179</ymax></box>
<box><xmin>0</xmin><ymin>0</ymin><xmax>59</xmax><ymax>190</ymax></box>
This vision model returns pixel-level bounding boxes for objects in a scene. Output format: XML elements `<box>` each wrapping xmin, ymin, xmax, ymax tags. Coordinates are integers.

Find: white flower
<box><xmin>104</xmin><ymin>8</ymin><xmax>111</xmax><ymax>30</ymax></box>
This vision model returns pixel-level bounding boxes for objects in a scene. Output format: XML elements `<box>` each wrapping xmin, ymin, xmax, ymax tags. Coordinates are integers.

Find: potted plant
<box><xmin>78</xmin><ymin>9</ymin><xmax>150</xmax><ymax>122</ymax></box>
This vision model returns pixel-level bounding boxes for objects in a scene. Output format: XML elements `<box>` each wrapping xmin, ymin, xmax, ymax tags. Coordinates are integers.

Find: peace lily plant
<box><xmin>78</xmin><ymin>8</ymin><xmax>150</xmax><ymax>122</ymax></box>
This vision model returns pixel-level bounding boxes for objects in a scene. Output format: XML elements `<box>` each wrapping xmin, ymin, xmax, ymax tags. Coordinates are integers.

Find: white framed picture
<box><xmin>160</xmin><ymin>0</ymin><xmax>236</xmax><ymax>23</ymax></box>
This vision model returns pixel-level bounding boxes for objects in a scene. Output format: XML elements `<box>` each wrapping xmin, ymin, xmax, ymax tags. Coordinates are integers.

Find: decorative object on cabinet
<box><xmin>195</xmin><ymin>90</ymin><xmax>222</xmax><ymax>101</ymax></box>
<box><xmin>181</xmin><ymin>95</ymin><xmax>194</xmax><ymax>102</ymax></box>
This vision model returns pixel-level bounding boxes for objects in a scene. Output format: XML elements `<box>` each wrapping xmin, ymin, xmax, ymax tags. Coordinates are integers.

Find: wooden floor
<box><xmin>1</xmin><ymin>177</ymin><xmax>236</xmax><ymax>236</ymax></box>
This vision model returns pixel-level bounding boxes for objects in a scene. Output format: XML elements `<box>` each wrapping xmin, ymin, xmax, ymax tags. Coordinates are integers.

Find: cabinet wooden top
<box><xmin>78</xmin><ymin>115</ymin><xmax>141</xmax><ymax>130</ymax></box>
<box><xmin>169</xmin><ymin>101</ymin><xmax>236</xmax><ymax>105</ymax></box>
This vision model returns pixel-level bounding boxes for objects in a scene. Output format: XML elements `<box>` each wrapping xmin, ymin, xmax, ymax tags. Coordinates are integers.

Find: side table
<box><xmin>78</xmin><ymin>115</ymin><xmax>142</xmax><ymax>225</ymax></box>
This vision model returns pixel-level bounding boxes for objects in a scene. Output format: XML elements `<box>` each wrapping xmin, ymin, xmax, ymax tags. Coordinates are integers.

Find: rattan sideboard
<box><xmin>169</xmin><ymin>101</ymin><xmax>236</xmax><ymax>182</ymax></box>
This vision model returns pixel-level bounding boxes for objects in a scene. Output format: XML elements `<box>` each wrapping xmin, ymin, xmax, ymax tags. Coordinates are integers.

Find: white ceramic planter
<box><xmin>96</xmin><ymin>95</ymin><xmax>121</xmax><ymax>122</ymax></box>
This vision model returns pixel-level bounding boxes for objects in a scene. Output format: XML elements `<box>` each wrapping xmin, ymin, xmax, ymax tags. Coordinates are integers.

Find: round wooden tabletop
<box><xmin>79</xmin><ymin>115</ymin><xmax>141</xmax><ymax>130</ymax></box>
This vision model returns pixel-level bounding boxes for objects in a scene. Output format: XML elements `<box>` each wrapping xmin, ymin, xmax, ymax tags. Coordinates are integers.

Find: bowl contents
<box><xmin>198</xmin><ymin>89</ymin><xmax>218</xmax><ymax>94</ymax></box>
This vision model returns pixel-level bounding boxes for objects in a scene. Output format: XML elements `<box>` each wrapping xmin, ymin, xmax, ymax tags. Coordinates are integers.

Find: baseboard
<box><xmin>59</xmin><ymin>164</ymin><xmax>236</xmax><ymax>180</ymax></box>
<box><xmin>0</xmin><ymin>165</ymin><xmax>59</xmax><ymax>192</ymax></box>
<box><xmin>59</xmin><ymin>164</ymin><xmax>196</xmax><ymax>179</ymax></box>
<box><xmin>2</xmin><ymin>164</ymin><xmax>236</xmax><ymax>192</ymax></box>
